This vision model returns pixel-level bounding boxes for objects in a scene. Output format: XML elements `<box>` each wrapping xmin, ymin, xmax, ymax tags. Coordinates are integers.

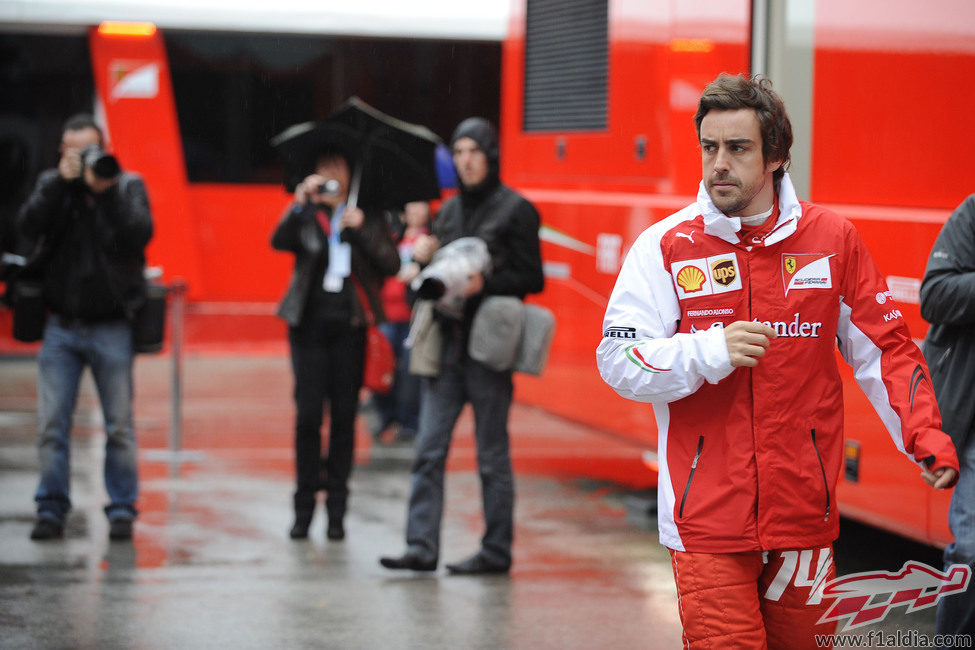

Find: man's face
<box><xmin>315</xmin><ymin>154</ymin><xmax>351</xmax><ymax>203</ymax></box>
<box><xmin>60</xmin><ymin>127</ymin><xmax>101</xmax><ymax>156</ymax></box>
<box><xmin>699</xmin><ymin>108</ymin><xmax>781</xmax><ymax>217</ymax></box>
<box><xmin>452</xmin><ymin>137</ymin><xmax>489</xmax><ymax>188</ymax></box>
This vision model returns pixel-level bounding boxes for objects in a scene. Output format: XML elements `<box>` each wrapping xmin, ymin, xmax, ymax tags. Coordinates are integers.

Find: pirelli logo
<box><xmin>604</xmin><ymin>326</ymin><xmax>637</xmax><ymax>339</ymax></box>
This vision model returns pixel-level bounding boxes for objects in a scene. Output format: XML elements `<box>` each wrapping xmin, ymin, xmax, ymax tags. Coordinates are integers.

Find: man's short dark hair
<box><xmin>62</xmin><ymin>113</ymin><xmax>104</xmax><ymax>145</ymax></box>
<box><xmin>694</xmin><ymin>74</ymin><xmax>793</xmax><ymax>187</ymax></box>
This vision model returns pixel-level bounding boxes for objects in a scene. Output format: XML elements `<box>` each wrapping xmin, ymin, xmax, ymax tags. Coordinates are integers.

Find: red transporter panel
<box><xmin>811</xmin><ymin>0</ymin><xmax>975</xmax><ymax>210</ymax></box>
<box><xmin>88</xmin><ymin>24</ymin><xmax>204</xmax><ymax>298</ymax></box>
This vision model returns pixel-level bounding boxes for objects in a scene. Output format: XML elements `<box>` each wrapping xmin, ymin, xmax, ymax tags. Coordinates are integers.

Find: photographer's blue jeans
<box><xmin>404</xmin><ymin>336</ymin><xmax>514</xmax><ymax>566</ymax></box>
<box><xmin>34</xmin><ymin>316</ymin><xmax>138</xmax><ymax>524</ymax></box>
<box><xmin>937</xmin><ymin>429</ymin><xmax>975</xmax><ymax>641</ymax></box>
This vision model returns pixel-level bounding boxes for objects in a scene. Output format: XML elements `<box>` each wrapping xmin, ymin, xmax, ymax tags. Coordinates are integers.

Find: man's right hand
<box><xmin>58</xmin><ymin>150</ymin><xmax>83</xmax><ymax>182</ymax></box>
<box><xmin>294</xmin><ymin>173</ymin><xmax>342</xmax><ymax>207</ymax></box>
<box><xmin>723</xmin><ymin>321</ymin><xmax>777</xmax><ymax>367</ymax></box>
<box><xmin>411</xmin><ymin>234</ymin><xmax>440</xmax><ymax>264</ymax></box>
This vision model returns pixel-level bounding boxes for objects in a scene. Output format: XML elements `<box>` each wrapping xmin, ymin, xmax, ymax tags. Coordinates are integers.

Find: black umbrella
<box><xmin>270</xmin><ymin>97</ymin><xmax>442</xmax><ymax>210</ymax></box>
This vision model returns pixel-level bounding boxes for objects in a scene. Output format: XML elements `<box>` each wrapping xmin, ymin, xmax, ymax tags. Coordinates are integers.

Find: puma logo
<box><xmin>676</xmin><ymin>231</ymin><xmax>695</xmax><ymax>244</ymax></box>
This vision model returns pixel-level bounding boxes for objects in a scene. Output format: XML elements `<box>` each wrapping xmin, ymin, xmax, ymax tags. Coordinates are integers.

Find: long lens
<box><xmin>81</xmin><ymin>146</ymin><xmax>121</xmax><ymax>179</ymax></box>
<box><xmin>90</xmin><ymin>153</ymin><xmax>120</xmax><ymax>179</ymax></box>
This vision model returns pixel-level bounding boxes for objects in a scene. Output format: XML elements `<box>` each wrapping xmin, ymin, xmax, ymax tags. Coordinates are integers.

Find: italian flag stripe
<box><xmin>626</xmin><ymin>344</ymin><xmax>670</xmax><ymax>373</ymax></box>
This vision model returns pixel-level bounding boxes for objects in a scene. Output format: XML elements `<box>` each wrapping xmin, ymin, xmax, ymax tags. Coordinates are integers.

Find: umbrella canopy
<box><xmin>271</xmin><ymin>97</ymin><xmax>443</xmax><ymax>210</ymax></box>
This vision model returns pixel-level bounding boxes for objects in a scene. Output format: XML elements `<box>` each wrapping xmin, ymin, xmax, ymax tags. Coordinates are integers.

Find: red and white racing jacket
<box><xmin>596</xmin><ymin>174</ymin><xmax>958</xmax><ymax>553</ymax></box>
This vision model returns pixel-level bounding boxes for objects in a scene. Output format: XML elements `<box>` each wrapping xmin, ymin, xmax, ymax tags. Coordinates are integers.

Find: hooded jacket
<box><xmin>431</xmin><ymin>119</ymin><xmax>544</xmax><ymax>318</ymax></box>
<box><xmin>597</xmin><ymin>174</ymin><xmax>958</xmax><ymax>553</ymax></box>
<box><xmin>920</xmin><ymin>194</ymin><xmax>975</xmax><ymax>451</ymax></box>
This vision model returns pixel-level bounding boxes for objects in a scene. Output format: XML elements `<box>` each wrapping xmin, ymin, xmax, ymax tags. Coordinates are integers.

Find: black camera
<box><xmin>317</xmin><ymin>179</ymin><xmax>340</xmax><ymax>196</ymax></box>
<box><xmin>81</xmin><ymin>145</ymin><xmax>121</xmax><ymax>179</ymax></box>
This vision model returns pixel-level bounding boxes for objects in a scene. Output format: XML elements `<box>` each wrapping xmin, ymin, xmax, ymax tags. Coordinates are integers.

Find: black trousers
<box><xmin>288</xmin><ymin>324</ymin><xmax>365</xmax><ymax>519</ymax></box>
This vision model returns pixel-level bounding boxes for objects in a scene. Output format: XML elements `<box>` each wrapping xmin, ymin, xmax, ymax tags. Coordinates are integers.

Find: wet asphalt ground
<box><xmin>0</xmin><ymin>352</ymin><xmax>948</xmax><ymax>649</ymax></box>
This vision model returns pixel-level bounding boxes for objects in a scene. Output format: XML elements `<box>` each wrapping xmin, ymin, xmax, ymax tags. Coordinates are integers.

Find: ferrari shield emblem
<box><xmin>785</xmin><ymin>256</ymin><xmax>797</xmax><ymax>275</ymax></box>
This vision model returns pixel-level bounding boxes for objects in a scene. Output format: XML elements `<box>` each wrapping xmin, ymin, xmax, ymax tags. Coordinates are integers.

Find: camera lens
<box><xmin>317</xmin><ymin>179</ymin><xmax>340</xmax><ymax>196</ymax></box>
<box><xmin>81</xmin><ymin>145</ymin><xmax>121</xmax><ymax>179</ymax></box>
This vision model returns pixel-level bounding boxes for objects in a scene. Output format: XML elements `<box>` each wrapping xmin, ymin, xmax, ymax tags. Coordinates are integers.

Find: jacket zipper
<box><xmin>811</xmin><ymin>429</ymin><xmax>831</xmax><ymax>521</ymax></box>
<box><xmin>679</xmin><ymin>435</ymin><xmax>704</xmax><ymax>519</ymax></box>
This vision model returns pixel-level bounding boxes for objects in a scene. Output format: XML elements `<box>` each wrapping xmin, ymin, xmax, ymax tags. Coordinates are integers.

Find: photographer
<box><xmin>272</xmin><ymin>146</ymin><xmax>399</xmax><ymax>541</ymax></box>
<box><xmin>17</xmin><ymin>113</ymin><xmax>152</xmax><ymax>541</ymax></box>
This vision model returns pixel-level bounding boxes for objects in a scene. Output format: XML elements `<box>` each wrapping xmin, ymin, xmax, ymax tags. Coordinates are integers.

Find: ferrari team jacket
<box><xmin>596</xmin><ymin>174</ymin><xmax>958</xmax><ymax>553</ymax></box>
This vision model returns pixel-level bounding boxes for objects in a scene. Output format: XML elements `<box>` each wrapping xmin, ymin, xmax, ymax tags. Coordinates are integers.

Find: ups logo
<box><xmin>711</xmin><ymin>259</ymin><xmax>737</xmax><ymax>286</ymax></box>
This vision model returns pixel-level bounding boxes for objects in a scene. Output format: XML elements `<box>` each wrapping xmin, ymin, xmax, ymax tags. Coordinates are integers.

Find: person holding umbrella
<box><xmin>271</xmin><ymin>144</ymin><xmax>399</xmax><ymax>541</ymax></box>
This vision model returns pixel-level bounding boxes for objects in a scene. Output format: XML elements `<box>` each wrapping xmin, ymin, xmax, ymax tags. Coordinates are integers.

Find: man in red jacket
<box><xmin>596</xmin><ymin>74</ymin><xmax>958</xmax><ymax>648</ymax></box>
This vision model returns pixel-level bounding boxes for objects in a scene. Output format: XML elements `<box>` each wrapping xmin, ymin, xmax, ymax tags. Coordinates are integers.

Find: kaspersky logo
<box><xmin>624</xmin><ymin>343</ymin><xmax>671</xmax><ymax>374</ymax></box>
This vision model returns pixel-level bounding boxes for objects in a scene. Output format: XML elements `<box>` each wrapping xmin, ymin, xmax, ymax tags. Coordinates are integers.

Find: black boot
<box><xmin>326</xmin><ymin>517</ymin><xmax>345</xmax><ymax>541</ymax></box>
<box><xmin>290</xmin><ymin>510</ymin><xmax>313</xmax><ymax>539</ymax></box>
<box><xmin>325</xmin><ymin>495</ymin><xmax>346</xmax><ymax>541</ymax></box>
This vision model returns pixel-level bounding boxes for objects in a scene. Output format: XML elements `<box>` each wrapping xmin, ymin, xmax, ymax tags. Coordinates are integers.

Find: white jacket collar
<box><xmin>698</xmin><ymin>173</ymin><xmax>803</xmax><ymax>246</ymax></box>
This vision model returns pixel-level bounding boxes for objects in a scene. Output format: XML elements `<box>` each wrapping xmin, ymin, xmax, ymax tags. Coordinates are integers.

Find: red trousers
<box><xmin>670</xmin><ymin>547</ymin><xmax>836</xmax><ymax>649</ymax></box>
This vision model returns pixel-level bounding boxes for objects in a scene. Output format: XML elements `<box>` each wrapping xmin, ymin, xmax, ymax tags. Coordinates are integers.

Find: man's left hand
<box><xmin>922</xmin><ymin>467</ymin><xmax>958</xmax><ymax>489</ymax></box>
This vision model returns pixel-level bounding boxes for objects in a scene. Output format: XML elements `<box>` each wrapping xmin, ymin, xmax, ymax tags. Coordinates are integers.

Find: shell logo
<box><xmin>676</xmin><ymin>265</ymin><xmax>707</xmax><ymax>292</ymax></box>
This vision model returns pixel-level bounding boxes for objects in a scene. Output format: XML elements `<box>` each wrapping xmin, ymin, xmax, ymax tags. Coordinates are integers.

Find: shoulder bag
<box><xmin>350</xmin><ymin>275</ymin><xmax>396</xmax><ymax>394</ymax></box>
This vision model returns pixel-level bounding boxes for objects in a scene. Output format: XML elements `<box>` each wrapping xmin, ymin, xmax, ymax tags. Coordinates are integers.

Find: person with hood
<box><xmin>921</xmin><ymin>194</ymin><xmax>975</xmax><ymax>638</ymax></box>
<box><xmin>379</xmin><ymin>117</ymin><xmax>544</xmax><ymax>575</ymax></box>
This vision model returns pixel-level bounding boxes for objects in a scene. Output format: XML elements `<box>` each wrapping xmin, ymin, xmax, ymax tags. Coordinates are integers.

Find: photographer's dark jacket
<box><xmin>432</xmin><ymin>179</ymin><xmax>544</xmax><ymax>329</ymax></box>
<box><xmin>17</xmin><ymin>170</ymin><xmax>152</xmax><ymax>322</ymax></box>
<box><xmin>271</xmin><ymin>203</ymin><xmax>399</xmax><ymax>329</ymax></box>
<box><xmin>920</xmin><ymin>193</ymin><xmax>975</xmax><ymax>451</ymax></box>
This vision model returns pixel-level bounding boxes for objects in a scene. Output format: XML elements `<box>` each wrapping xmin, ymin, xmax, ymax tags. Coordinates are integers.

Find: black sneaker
<box><xmin>30</xmin><ymin>518</ymin><xmax>64</xmax><ymax>541</ymax></box>
<box><xmin>109</xmin><ymin>518</ymin><xmax>133</xmax><ymax>541</ymax></box>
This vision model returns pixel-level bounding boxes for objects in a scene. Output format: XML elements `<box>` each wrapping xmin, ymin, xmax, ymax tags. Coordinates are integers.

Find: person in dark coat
<box><xmin>921</xmin><ymin>194</ymin><xmax>975</xmax><ymax>637</ymax></box>
<box><xmin>18</xmin><ymin>113</ymin><xmax>153</xmax><ymax>542</ymax></box>
<box><xmin>380</xmin><ymin>117</ymin><xmax>544</xmax><ymax>574</ymax></box>
<box><xmin>272</xmin><ymin>147</ymin><xmax>399</xmax><ymax>541</ymax></box>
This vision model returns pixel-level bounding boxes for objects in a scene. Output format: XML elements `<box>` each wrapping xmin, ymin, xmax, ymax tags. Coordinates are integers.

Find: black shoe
<box><xmin>109</xmin><ymin>518</ymin><xmax>133</xmax><ymax>541</ymax></box>
<box><xmin>30</xmin><ymin>518</ymin><xmax>64</xmax><ymax>541</ymax></box>
<box><xmin>327</xmin><ymin>520</ymin><xmax>345</xmax><ymax>541</ymax></box>
<box><xmin>290</xmin><ymin>513</ymin><xmax>313</xmax><ymax>539</ymax></box>
<box><xmin>445</xmin><ymin>554</ymin><xmax>510</xmax><ymax>575</ymax></box>
<box><xmin>379</xmin><ymin>551</ymin><xmax>437</xmax><ymax>572</ymax></box>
